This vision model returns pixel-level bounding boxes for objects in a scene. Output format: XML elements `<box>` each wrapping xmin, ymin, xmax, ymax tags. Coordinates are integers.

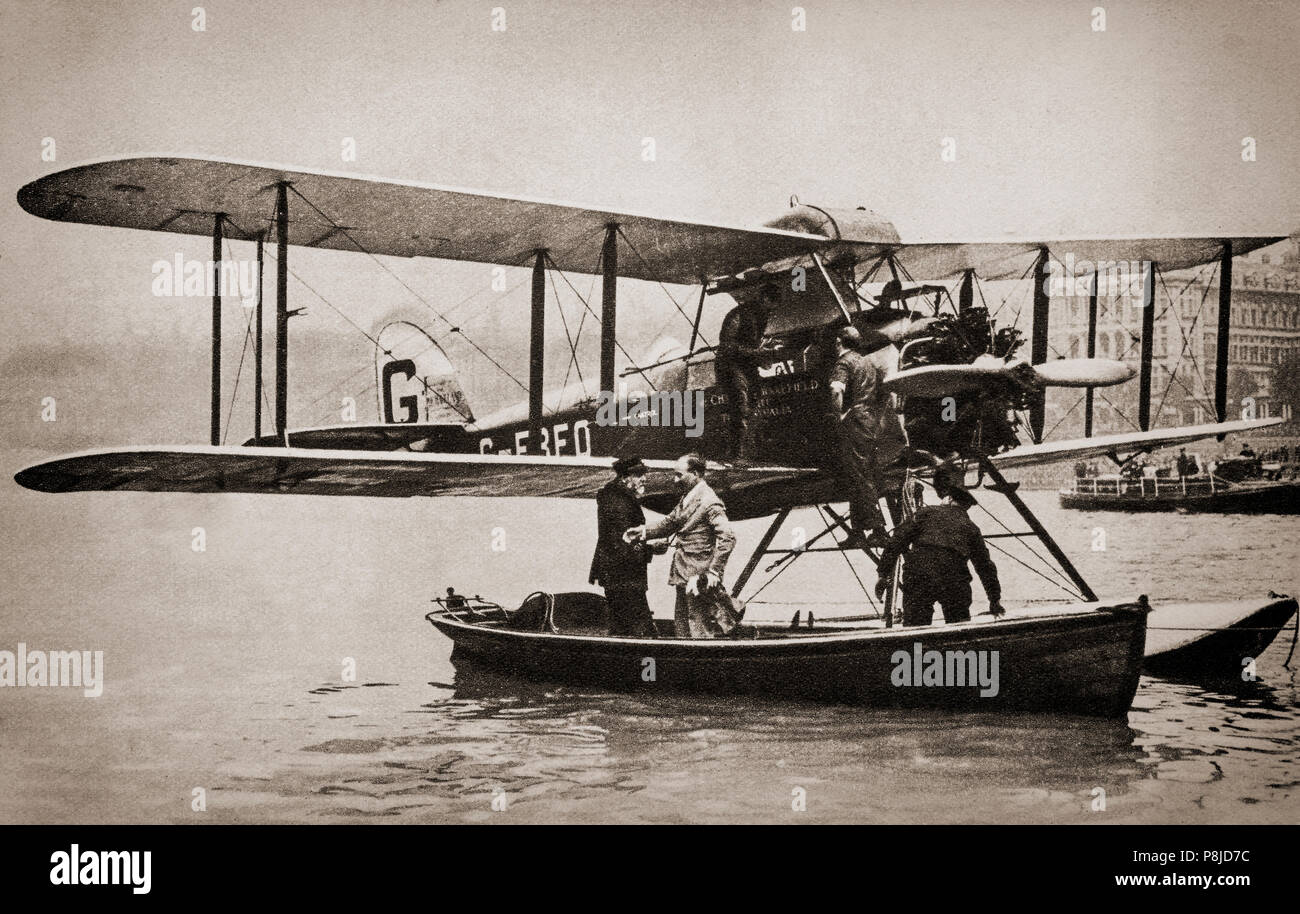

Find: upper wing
<box><xmin>17</xmin><ymin>156</ymin><xmax>827</xmax><ymax>284</ymax></box>
<box><xmin>13</xmin><ymin>446</ymin><xmax>817</xmax><ymax>517</ymax></box>
<box><xmin>988</xmin><ymin>417</ymin><xmax>1284</xmax><ymax>471</ymax></box>
<box><xmin>21</xmin><ymin>157</ymin><xmax>1288</xmax><ymax>284</ymax></box>
<box><xmin>873</xmin><ymin>235</ymin><xmax>1289</xmax><ymax>281</ymax></box>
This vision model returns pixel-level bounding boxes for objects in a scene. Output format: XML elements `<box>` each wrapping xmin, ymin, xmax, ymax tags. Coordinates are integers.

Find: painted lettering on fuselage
<box><xmin>472</xmin><ymin>333</ymin><xmax>840</xmax><ymax>465</ymax></box>
<box><xmin>479</xmin><ymin>418</ymin><xmax>593</xmax><ymax>456</ymax></box>
<box><xmin>381</xmin><ymin>359</ymin><xmax>419</xmax><ymax>423</ymax></box>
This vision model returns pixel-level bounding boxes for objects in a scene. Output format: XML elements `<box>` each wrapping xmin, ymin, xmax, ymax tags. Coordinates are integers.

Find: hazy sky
<box><xmin>2</xmin><ymin>0</ymin><xmax>1298</xmax><ymax>439</ymax></box>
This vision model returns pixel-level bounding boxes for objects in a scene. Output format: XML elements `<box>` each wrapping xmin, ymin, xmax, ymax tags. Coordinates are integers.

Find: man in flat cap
<box><xmin>874</xmin><ymin>462</ymin><xmax>1004</xmax><ymax>626</ymax></box>
<box><xmin>589</xmin><ymin>456</ymin><xmax>658</xmax><ymax>637</ymax></box>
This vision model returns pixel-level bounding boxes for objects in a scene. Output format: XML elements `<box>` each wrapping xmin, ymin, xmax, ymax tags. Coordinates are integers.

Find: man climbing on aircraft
<box><xmin>874</xmin><ymin>462</ymin><xmax>1004</xmax><ymax>626</ymax></box>
<box><xmin>829</xmin><ymin>326</ymin><xmax>892</xmax><ymax>549</ymax></box>
<box><xmin>859</xmin><ymin>325</ymin><xmax>911</xmax><ymax>519</ymax></box>
<box><xmin>716</xmin><ymin>283</ymin><xmax>780</xmax><ymax>461</ymax></box>
<box><xmin>625</xmin><ymin>453</ymin><xmax>739</xmax><ymax>638</ymax></box>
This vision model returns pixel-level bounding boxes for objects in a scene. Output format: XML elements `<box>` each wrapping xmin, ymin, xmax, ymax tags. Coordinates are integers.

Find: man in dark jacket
<box><xmin>875</xmin><ymin>463</ymin><xmax>1004</xmax><ymax>626</ymax></box>
<box><xmin>716</xmin><ymin>284</ymin><xmax>779</xmax><ymax>460</ymax></box>
<box><xmin>829</xmin><ymin>325</ymin><xmax>892</xmax><ymax>548</ymax></box>
<box><xmin>589</xmin><ymin>456</ymin><xmax>658</xmax><ymax>637</ymax></box>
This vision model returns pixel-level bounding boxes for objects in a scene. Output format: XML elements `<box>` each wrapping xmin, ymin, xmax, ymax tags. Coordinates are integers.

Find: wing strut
<box><xmin>1029</xmin><ymin>247</ymin><xmax>1050</xmax><ymax>441</ymax></box>
<box><xmin>1214</xmin><ymin>242</ymin><xmax>1233</xmax><ymax>427</ymax></box>
<box><xmin>529</xmin><ymin>249</ymin><xmax>546</xmax><ymax>453</ymax></box>
<box><xmin>813</xmin><ymin>252</ymin><xmax>854</xmax><ymax>323</ymax></box>
<box><xmin>254</xmin><ymin>232</ymin><xmax>265</xmax><ymax>441</ymax></box>
<box><xmin>275</xmin><ymin>182</ymin><xmax>290</xmax><ymax>442</ymax></box>
<box><xmin>1084</xmin><ymin>268</ymin><xmax>1099</xmax><ymax>437</ymax></box>
<box><xmin>210</xmin><ymin>213</ymin><xmax>223</xmax><ymax>445</ymax></box>
<box><xmin>1137</xmin><ymin>261</ymin><xmax>1157</xmax><ymax>430</ymax></box>
<box><xmin>687</xmin><ymin>284</ymin><xmax>707</xmax><ymax>354</ymax></box>
<box><xmin>599</xmin><ymin>224</ymin><xmax>618</xmax><ymax>393</ymax></box>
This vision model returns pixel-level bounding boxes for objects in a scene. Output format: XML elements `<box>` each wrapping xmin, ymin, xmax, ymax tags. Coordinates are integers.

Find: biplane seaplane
<box><xmin>14</xmin><ymin>156</ymin><xmax>1298</xmax><ymax>716</ymax></box>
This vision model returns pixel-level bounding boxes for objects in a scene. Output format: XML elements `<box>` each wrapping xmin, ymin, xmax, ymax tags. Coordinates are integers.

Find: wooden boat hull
<box><xmin>427</xmin><ymin>603</ymin><xmax>1149</xmax><ymax>717</ymax></box>
<box><xmin>1059</xmin><ymin>479</ymin><xmax>1300</xmax><ymax>513</ymax></box>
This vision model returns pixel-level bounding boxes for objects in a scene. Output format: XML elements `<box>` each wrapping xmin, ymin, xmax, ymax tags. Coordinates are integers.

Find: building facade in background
<box><xmin>1045</xmin><ymin>238</ymin><xmax>1300</xmax><ymax>447</ymax></box>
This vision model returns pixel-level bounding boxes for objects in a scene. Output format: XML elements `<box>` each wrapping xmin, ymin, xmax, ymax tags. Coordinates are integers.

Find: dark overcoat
<box><xmin>589</xmin><ymin>479</ymin><xmax>650</xmax><ymax>590</ymax></box>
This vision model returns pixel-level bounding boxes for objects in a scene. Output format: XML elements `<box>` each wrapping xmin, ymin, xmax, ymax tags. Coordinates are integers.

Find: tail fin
<box><xmin>373</xmin><ymin>320</ymin><xmax>474</xmax><ymax>425</ymax></box>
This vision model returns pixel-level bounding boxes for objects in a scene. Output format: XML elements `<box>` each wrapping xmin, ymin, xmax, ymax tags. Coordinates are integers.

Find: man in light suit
<box><xmin>626</xmin><ymin>453</ymin><xmax>738</xmax><ymax>638</ymax></box>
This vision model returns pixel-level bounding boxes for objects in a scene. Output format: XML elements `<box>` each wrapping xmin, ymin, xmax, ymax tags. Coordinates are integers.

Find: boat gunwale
<box><xmin>425</xmin><ymin>602</ymin><xmax>1147</xmax><ymax>650</ymax></box>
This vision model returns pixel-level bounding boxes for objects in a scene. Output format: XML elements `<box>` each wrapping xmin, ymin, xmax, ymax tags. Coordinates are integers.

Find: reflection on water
<box><xmin>0</xmin><ymin>469</ymin><xmax>1297</xmax><ymax>824</ymax></box>
<box><xmin>201</xmin><ymin>660</ymin><xmax>1298</xmax><ymax>825</ymax></box>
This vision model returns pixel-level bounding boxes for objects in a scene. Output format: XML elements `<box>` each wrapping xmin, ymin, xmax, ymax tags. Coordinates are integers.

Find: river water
<box><xmin>1</xmin><ymin>449</ymin><xmax>1297</xmax><ymax>824</ymax></box>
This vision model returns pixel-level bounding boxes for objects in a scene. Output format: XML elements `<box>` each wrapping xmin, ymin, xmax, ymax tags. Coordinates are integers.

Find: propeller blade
<box><xmin>1032</xmin><ymin>358</ymin><xmax>1135</xmax><ymax>388</ymax></box>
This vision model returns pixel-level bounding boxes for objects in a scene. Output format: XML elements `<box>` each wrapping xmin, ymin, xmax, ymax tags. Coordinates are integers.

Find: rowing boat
<box><xmin>426</xmin><ymin>593</ymin><xmax>1149</xmax><ymax>717</ymax></box>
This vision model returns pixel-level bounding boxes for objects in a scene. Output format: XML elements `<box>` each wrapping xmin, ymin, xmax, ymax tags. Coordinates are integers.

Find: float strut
<box><xmin>732</xmin><ymin>508</ymin><xmax>791</xmax><ymax>598</ymax></box>
<box><xmin>978</xmin><ymin>456</ymin><xmax>1097</xmax><ymax>602</ymax></box>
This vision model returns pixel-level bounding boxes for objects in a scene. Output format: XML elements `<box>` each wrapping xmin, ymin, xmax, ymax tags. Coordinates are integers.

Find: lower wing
<box><xmin>14</xmin><ymin>417</ymin><xmax>1280</xmax><ymax>515</ymax></box>
<box><xmin>13</xmin><ymin>446</ymin><xmax>818</xmax><ymax>519</ymax></box>
<box><xmin>988</xmin><ymin>417</ymin><xmax>1284</xmax><ymax>471</ymax></box>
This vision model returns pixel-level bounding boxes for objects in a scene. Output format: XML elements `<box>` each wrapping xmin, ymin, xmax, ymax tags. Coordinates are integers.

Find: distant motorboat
<box><xmin>1059</xmin><ymin>467</ymin><xmax>1300</xmax><ymax>514</ymax></box>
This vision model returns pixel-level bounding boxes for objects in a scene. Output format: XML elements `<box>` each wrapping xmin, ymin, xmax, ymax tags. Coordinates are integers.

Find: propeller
<box><xmin>883</xmin><ymin>356</ymin><xmax>1136</xmax><ymax>399</ymax></box>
